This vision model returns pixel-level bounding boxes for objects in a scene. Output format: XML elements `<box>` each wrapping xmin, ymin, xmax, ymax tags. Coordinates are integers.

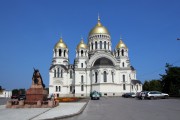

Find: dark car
<box><xmin>90</xmin><ymin>91</ymin><xmax>100</xmax><ymax>100</ymax></box>
<box><xmin>11</xmin><ymin>95</ymin><xmax>19</xmax><ymax>99</ymax></box>
<box><xmin>18</xmin><ymin>94</ymin><xmax>26</xmax><ymax>100</ymax></box>
<box><xmin>122</xmin><ymin>92</ymin><xmax>136</xmax><ymax>98</ymax></box>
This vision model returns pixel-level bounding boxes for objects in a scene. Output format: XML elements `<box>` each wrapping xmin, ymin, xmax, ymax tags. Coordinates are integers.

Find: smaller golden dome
<box><xmin>54</xmin><ymin>38</ymin><xmax>67</xmax><ymax>49</ymax></box>
<box><xmin>116</xmin><ymin>39</ymin><xmax>127</xmax><ymax>49</ymax></box>
<box><xmin>77</xmin><ymin>39</ymin><xmax>87</xmax><ymax>50</ymax></box>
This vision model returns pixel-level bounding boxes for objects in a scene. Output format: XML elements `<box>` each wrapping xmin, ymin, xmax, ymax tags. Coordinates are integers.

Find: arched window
<box><xmin>70</xmin><ymin>70</ymin><xmax>72</xmax><ymax>78</ymax></box>
<box><xmin>103</xmin><ymin>71</ymin><xmax>107</xmax><ymax>82</ymax></box>
<box><xmin>112</xmin><ymin>72</ymin><xmax>114</xmax><ymax>82</ymax></box>
<box><xmin>95</xmin><ymin>72</ymin><xmax>98</xmax><ymax>83</ymax></box>
<box><xmin>56</xmin><ymin>86</ymin><xmax>58</xmax><ymax>92</ymax></box>
<box><xmin>81</xmin><ymin>50</ymin><xmax>83</xmax><ymax>56</ymax></box>
<box><xmin>91</xmin><ymin>42</ymin><xmax>93</xmax><ymax>50</ymax></box>
<box><xmin>123</xmin><ymin>75</ymin><xmax>125</xmax><ymax>82</ymax></box>
<box><xmin>64</xmin><ymin>50</ymin><xmax>66</xmax><ymax>57</ymax></box>
<box><xmin>59</xmin><ymin>86</ymin><xmax>61</xmax><ymax>92</ymax></box>
<box><xmin>57</xmin><ymin>68</ymin><xmax>60</xmax><ymax>78</ymax></box>
<box><xmin>117</xmin><ymin>50</ymin><xmax>119</xmax><ymax>56</ymax></box>
<box><xmin>95</xmin><ymin>41</ymin><xmax>97</xmax><ymax>49</ymax></box>
<box><xmin>123</xmin><ymin>84</ymin><xmax>126</xmax><ymax>90</ymax></box>
<box><xmin>59</xmin><ymin>49</ymin><xmax>62</xmax><ymax>56</ymax></box>
<box><xmin>122</xmin><ymin>49</ymin><xmax>124</xmax><ymax>56</ymax></box>
<box><xmin>122</xmin><ymin>62</ymin><xmax>125</xmax><ymax>67</ymax></box>
<box><xmin>136</xmin><ymin>85</ymin><xmax>138</xmax><ymax>90</ymax></box>
<box><xmin>81</xmin><ymin>85</ymin><xmax>84</xmax><ymax>91</ymax></box>
<box><xmin>81</xmin><ymin>75</ymin><xmax>84</xmax><ymax>83</ymax></box>
<box><xmin>108</xmin><ymin>42</ymin><xmax>109</xmax><ymax>50</ymax></box>
<box><xmin>61</xmin><ymin>69</ymin><xmax>63</xmax><ymax>78</ymax></box>
<box><xmin>100</xmin><ymin>41</ymin><xmax>102</xmax><ymax>49</ymax></box>
<box><xmin>81</xmin><ymin>63</ymin><xmax>83</xmax><ymax>68</ymax></box>
<box><xmin>104</xmin><ymin>41</ymin><xmax>106</xmax><ymax>49</ymax></box>
<box><xmin>54</xmin><ymin>69</ymin><xmax>56</xmax><ymax>77</ymax></box>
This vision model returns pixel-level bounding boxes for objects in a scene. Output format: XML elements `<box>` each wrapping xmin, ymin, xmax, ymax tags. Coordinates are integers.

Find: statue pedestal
<box><xmin>25</xmin><ymin>87</ymin><xmax>48</xmax><ymax>104</ymax></box>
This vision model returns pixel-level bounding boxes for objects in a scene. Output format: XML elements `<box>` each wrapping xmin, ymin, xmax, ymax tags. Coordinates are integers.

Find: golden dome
<box><xmin>116</xmin><ymin>40</ymin><xmax>127</xmax><ymax>49</ymax></box>
<box><xmin>89</xmin><ymin>17</ymin><xmax>110</xmax><ymax>36</ymax></box>
<box><xmin>54</xmin><ymin>38</ymin><xmax>67</xmax><ymax>49</ymax></box>
<box><xmin>77</xmin><ymin>39</ymin><xmax>87</xmax><ymax>50</ymax></box>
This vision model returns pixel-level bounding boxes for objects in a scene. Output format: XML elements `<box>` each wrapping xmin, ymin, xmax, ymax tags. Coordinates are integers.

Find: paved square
<box><xmin>64</xmin><ymin>97</ymin><xmax>180</xmax><ymax>120</ymax></box>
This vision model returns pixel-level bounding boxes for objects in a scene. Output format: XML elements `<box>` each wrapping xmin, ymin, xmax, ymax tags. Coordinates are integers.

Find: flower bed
<box><xmin>56</xmin><ymin>97</ymin><xmax>79</xmax><ymax>102</ymax></box>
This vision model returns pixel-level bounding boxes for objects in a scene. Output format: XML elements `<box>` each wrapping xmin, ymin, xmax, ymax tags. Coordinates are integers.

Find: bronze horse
<box><xmin>32</xmin><ymin>68</ymin><xmax>45</xmax><ymax>88</ymax></box>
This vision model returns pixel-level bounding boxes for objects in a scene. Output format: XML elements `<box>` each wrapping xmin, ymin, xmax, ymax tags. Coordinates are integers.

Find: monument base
<box><xmin>25</xmin><ymin>87</ymin><xmax>48</xmax><ymax>104</ymax></box>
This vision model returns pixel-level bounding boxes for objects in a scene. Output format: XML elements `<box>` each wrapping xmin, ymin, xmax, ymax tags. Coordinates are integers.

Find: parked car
<box><xmin>122</xmin><ymin>92</ymin><xmax>136</xmax><ymax>98</ymax></box>
<box><xmin>136</xmin><ymin>91</ymin><xmax>148</xmax><ymax>100</ymax></box>
<box><xmin>146</xmin><ymin>91</ymin><xmax>169</xmax><ymax>100</ymax></box>
<box><xmin>18</xmin><ymin>94</ymin><xmax>26</xmax><ymax>100</ymax></box>
<box><xmin>90</xmin><ymin>91</ymin><xmax>100</xmax><ymax>100</ymax></box>
<box><xmin>11</xmin><ymin>95</ymin><xmax>19</xmax><ymax>99</ymax></box>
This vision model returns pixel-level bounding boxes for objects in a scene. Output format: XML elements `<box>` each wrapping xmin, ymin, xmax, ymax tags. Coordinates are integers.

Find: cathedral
<box><xmin>49</xmin><ymin>17</ymin><xmax>142</xmax><ymax>97</ymax></box>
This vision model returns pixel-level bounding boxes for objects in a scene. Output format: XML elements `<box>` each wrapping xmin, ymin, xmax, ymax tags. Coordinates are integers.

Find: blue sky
<box><xmin>0</xmin><ymin>0</ymin><xmax>180</xmax><ymax>90</ymax></box>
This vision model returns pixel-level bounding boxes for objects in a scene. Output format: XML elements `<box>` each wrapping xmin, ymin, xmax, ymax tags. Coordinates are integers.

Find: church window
<box><xmin>117</xmin><ymin>50</ymin><xmax>119</xmax><ymax>56</ymax></box>
<box><xmin>57</xmin><ymin>94</ymin><xmax>59</xmax><ymax>97</ymax></box>
<box><xmin>64</xmin><ymin>50</ymin><xmax>66</xmax><ymax>57</ymax></box>
<box><xmin>54</xmin><ymin>69</ymin><xmax>56</xmax><ymax>77</ymax></box>
<box><xmin>123</xmin><ymin>84</ymin><xmax>126</xmax><ymax>90</ymax></box>
<box><xmin>91</xmin><ymin>42</ymin><xmax>93</xmax><ymax>50</ymax></box>
<box><xmin>70</xmin><ymin>70</ymin><xmax>72</xmax><ymax>78</ymax></box>
<box><xmin>122</xmin><ymin>49</ymin><xmax>124</xmax><ymax>56</ymax></box>
<box><xmin>59</xmin><ymin>49</ymin><xmax>62</xmax><ymax>56</ymax></box>
<box><xmin>81</xmin><ymin>63</ymin><xmax>83</xmax><ymax>68</ymax></box>
<box><xmin>61</xmin><ymin>69</ymin><xmax>63</xmax><ymax>78</ymax></box>
<box><xmin>104</xmin><ymin>41</ymin><xmax>106</xmax><ymax>49</ymax></box>
<box><xmin>112</xmin><ymin>72</ymin><xmax>114</xmax><ymax>82</ymax></box>
<box><xmin>132</xmin><ymin>85</ymin><xmax>133</xmax><ymax>90</ymax></box>
<box><xmin>81</xmin><ymin>85</ymin><xmax>84</xmax><ymax>91</ymax></box>
<box><xmin>81</xmin><ymin>50</ymin><xmax>83</xmax><ymax>56</ymax></box>
<box><xmin>57</xmin><ymin>68</ymin><xmax>60</xmax><ymax>78</ymax></box>
<box><xmin>56</xmin><ymin>86</ymin><xmax>58</xmax><ymax>92</ymax></box>
<box><xmin>108</xmin><ymin>42</ymin><xmax>109</xmax><ymax>50</ymax></box>
<box><xmin>122</xmin><ymin>62</ymin><xmax>125</xmax><ymax>67</ymax></box>
<box><xmin>81</xmin><ymin>75</ymin><xmax>84</xmax><ymax>83</ymax></box>
<box><xmin>123</xmin><ymin>75</ymin><xmax>125</xmax><ymax>82</ymax></box>
<box><xmin>100</xmin><ymin>41</ymin><xmax>102</xmax><ymax>49</ymax></box>
<box><xmin>95</xmin><ymin>72</ymin><xmax>98</xmax><ymax>83</ymax></box>
<box><xmin>103</xmin><ymin>71</ymin><xmax>107</xmax><ymax>82</ymax></box>
<box><xmin>59</xmin><ymin>86</ymin><xmax>61</xmax><ymax>92</ymax></box>
<box><xmin>95</xmin><ymin>41</ymin><xmax>97</xmax><ymax>49</ymax></box>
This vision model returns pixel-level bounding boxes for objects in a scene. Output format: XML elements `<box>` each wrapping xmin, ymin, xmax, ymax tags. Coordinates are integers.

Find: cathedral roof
<box><xmin>77</xmin><ymin>39</ymin><xmax>87</xmax><ymax>50</ymax></box>
<box><xmin>116</xmin><ymin>39</ymin><xmax>127</xmax><ymax>49</ymax></box>
<box><xmin>89</xmin><ymin>17</ymin><xmax>110</xmax><ymax>36</ymax></box>
<box><xmin>54</xmin><ymin>37</ymin><xmax>67</xmax><ymax>49</ymax></box>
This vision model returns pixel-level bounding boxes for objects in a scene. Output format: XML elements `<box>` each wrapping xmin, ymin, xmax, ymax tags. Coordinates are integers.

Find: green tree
<box><xmin>143</xmin><ymin>80</ymin><xmax>162</xmax><ymax>91</ymax></box>
<box><xmin>12</xmin><ymin>89</ymin><xmax>19</xmax><ymax>95</ymax></box>
<box><xmin>143</xmin><ymin>81</ymin><xmax>150</xmax><ymax>91</ymax></box>
<box><xmin>160</xmin><ymin>63</ymin><xmax>180</xmax><ymax>96</ymax></box>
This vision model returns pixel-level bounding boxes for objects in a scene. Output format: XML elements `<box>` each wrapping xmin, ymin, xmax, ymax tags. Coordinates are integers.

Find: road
<box><xmin>62</xmin><ymin>97</ymin><xmax>180</xmax><ymax>120</ymax></box>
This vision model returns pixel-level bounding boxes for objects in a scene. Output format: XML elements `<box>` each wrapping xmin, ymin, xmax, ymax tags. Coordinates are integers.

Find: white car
<box><xmin>146</xmin><ymin>91</ymin><xmax>169</xmax><ymax>100</ymax></box>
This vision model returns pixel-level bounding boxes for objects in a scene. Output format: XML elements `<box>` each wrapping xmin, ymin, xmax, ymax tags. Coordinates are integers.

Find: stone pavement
<box><xmin>0</xmin><ymin>102</ymin><xmax>87</xmax><ymax>120</ymax></box>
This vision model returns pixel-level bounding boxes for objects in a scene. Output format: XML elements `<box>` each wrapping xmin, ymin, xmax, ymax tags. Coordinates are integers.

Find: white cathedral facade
<box><xmin>49</xmin><ymin>17</ymin><xmax>142</xmax><ymax>97</ymax></box>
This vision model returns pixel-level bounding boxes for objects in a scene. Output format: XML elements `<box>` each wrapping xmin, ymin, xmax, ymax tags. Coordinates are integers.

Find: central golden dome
<box><xmin>89</xmin><ymin>18</ymin><xmax>110</xmax><ymax>36</ymax></box>
<box><xmin>77</xmin><ymin>39</ymin><xmax>87</xmax><ymax>50</ymax></box>
<box><xmin>54</xmin><ymin>38</ymin><xmax>67</xmax><ymax>49</ymax></box>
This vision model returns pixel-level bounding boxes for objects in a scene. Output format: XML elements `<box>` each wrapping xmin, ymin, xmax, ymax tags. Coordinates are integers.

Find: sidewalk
<box><xmin>0</xmin><ymin>102</ymin><xmax>88</xmax><ymax>120</ymax></box>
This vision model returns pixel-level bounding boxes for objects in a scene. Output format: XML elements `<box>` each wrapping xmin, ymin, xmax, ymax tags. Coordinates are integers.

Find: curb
<box><xmin>45</xmin><ymin>101</ymin><xmax>89</xmax><ymax>120</ymax></box>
